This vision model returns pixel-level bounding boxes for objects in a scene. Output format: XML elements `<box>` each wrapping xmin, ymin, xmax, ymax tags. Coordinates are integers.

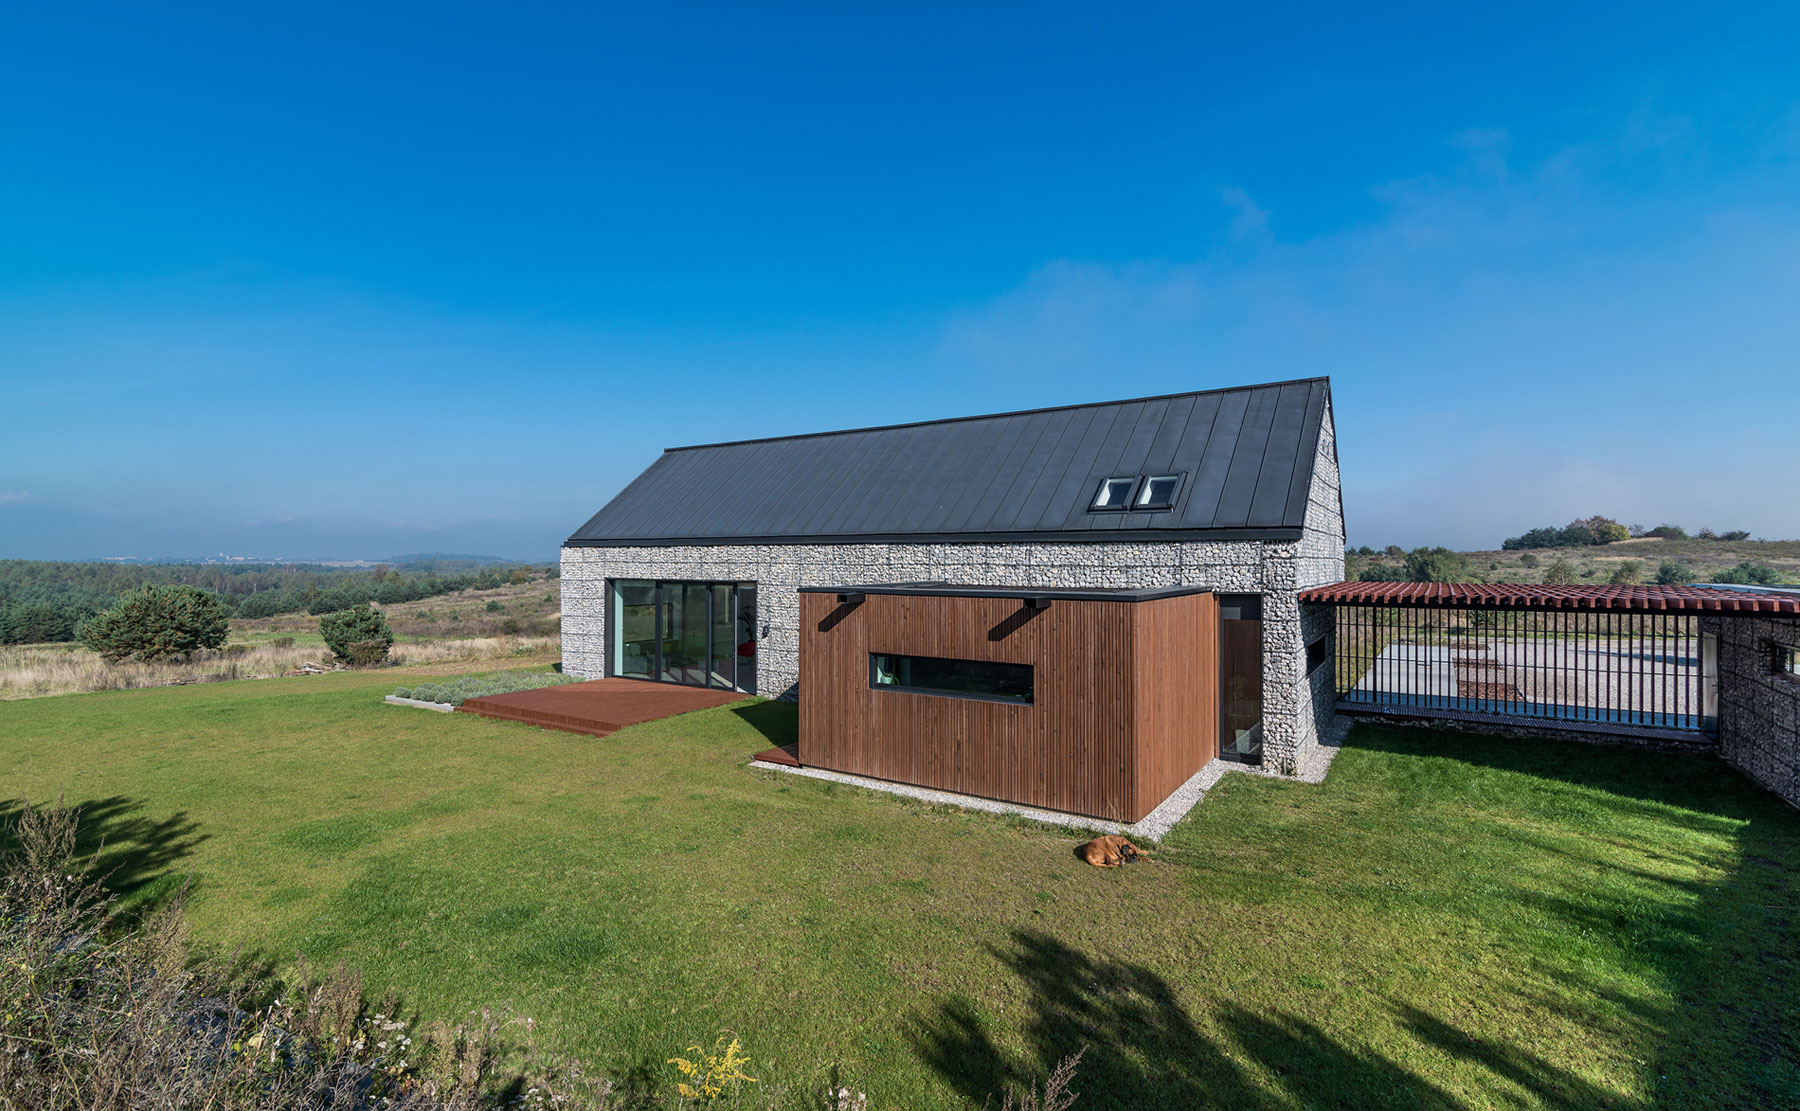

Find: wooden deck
<box><xmin>457</xmin><ymin>677</ymin><xmax>747</xmax><ymax>737</ymax></box>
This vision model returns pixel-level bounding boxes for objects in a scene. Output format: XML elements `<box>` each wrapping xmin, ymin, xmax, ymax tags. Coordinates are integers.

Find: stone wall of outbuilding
<box><xmin>561</xmin><ymin>405</ymin><xmax>1346</xmax><ymax>778</ymax></box>
<box><xmin>1705</xmin><ymin>614</ymin><xmax>1800</xmax><ymax>808</ymax></box>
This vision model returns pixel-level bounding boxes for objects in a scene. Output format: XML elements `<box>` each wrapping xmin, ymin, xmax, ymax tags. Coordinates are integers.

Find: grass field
<box><xmin>2</xmin><ymin>672</ymin><xmax>1796</xmax><ymax>1109</ymax></box>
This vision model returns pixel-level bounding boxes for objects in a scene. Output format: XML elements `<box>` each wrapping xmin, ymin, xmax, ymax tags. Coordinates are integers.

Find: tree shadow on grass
<box><xmin>907</xmin><ymin>928</ymin><xmax>1672</xmax><ymax>1111</ymax></box>
<box><xmin>1344</xmin><ymin>723</ymin><xmax>1800</xmax><ymax>1108</ymax></box>
<box><xmin>906</xmin><ymin>929</ymin><xmax>1266</xmax><ymax>1111</ymax></box>
<box><xmin>0</xmin><ymin>794</ymin><xmax>207</xmax><ymax>913</ymax></box>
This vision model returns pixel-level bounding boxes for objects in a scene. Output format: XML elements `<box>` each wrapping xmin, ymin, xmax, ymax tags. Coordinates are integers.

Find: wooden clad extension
<box><xmin>798</xmin><ymin>589</ymin><xmax>1217</xmax><ymax>822</ymax></box>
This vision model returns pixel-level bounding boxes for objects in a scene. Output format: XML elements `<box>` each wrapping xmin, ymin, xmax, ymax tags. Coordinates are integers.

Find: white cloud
<box><xmin>1219</xmin><ymin>186</ymin><xmax>1271</xmax><ymax>242</ymax></box>
<box><xmin>0</xmin><ymin>491</ymin><xmax>35</xmax><ymax>506</ymax></box>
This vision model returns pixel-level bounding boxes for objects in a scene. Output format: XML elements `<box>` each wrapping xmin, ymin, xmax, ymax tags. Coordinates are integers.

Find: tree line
<box><xmin>1501</xmin><ymin>516</ymin><xmax>1752</xmax><ymax>550</ymax></box>
<box><xmin>0</xmin><ymin>558</ymin><xmax>553</xmax><ymax>646</ymax></box>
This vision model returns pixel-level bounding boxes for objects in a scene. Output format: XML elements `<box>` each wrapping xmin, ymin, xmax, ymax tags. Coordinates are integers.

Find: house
<box><xmin>561</xmin><ymin>376</ymin><xmax>1345</xmax><ymax>821</ymax></box>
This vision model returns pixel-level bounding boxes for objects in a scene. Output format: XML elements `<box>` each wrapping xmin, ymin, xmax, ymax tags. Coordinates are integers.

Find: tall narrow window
<box><xmin>1090</xmin><ymin>476</ymin><xmax>1138</xmax><ymax>511</ymax></box>
<box><xmin>612</xmin><ymin>580</ymin><xmax>657</xmax><ymax>678</ymax></box>
<box><xmin>1305</xmin><ymin>636</ymin><xmax>1329</xmax><ymax>674</ymax></box>
<box><xmin>1219</xmin><ymin>594</ymin><xmax>1263</xmax><ymax>764</ymax></box>
<box><xmin>1778</xmin><ymin>642</ymin><xmax>1800</xmax><ymax>679</ymax></box>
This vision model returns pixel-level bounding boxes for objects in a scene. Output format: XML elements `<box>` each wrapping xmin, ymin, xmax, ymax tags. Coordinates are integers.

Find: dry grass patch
<box><xmin>0</xmin><ymin>635</ymin><xmax>560</xmax><ymax>701</ymax></box>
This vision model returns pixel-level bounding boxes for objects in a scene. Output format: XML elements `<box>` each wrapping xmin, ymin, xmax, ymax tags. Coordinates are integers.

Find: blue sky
<box><xmin>3</xmin><ymin>3</ymin><xmax>1797</xmax><ymax>560</ymax></box>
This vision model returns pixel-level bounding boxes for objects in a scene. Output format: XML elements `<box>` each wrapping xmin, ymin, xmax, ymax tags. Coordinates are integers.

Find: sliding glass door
<box><xmin>611</xmin><ymin>579</ymin><xmax>756</xmax><ymax>693</ymax></box>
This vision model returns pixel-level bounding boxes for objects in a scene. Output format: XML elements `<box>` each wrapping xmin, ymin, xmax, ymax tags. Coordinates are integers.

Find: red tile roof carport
<box><xmin>1297</xmin><ymin>581</ymin><xmax>1800</xmax><ymax>615</ymax></box>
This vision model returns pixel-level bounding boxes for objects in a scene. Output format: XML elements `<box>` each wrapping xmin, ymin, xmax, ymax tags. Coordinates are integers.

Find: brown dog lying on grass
<box><xmin>1079</xmin><ymin>834</ymin><xmax>1145</xmax><ymax>867</ymax></box>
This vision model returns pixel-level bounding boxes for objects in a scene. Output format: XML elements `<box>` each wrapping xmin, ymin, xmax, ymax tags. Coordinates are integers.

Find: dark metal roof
<box><xmin>798</xmin><ymin>581</ymin><xmax>1212</xmax><ymax>603</ymax></box>
<box><xmin>1299</xmin><ymin>581</ymin><xmax>1800</xmax><ymax>615</ymax></box>
<box><xmin>568</xmin><ymin>377</ymin><xmax>1333</xmax><ymax>546</ymax></box>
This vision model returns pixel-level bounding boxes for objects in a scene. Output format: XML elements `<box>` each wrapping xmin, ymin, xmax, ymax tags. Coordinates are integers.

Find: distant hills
<box><xmin>83</xmin><ymin>552</ymin><xmax>552</xmax><ymax>567</ymax></box>
<box><xmin>384</xmin><ymin>552</ymin><xmax>549</xmax><ymax>565</ymax></box>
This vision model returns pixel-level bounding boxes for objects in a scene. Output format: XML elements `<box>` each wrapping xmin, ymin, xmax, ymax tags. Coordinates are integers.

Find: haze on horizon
<box><xmin>4</xmin><ymin>4</ymin><xmax>1798</xmax><ymax>562</ymax></box>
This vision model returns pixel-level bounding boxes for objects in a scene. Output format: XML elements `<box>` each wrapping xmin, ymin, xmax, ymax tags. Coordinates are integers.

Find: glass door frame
<box><xmin>1217</xmin><ymin>593</ymin><xmax>1264</xmax><ymax>765</ymax></box>
<box><xmin>610</xmin><ymin>579</ymin><xmax>756</xmax><ymax>694</ymax></box>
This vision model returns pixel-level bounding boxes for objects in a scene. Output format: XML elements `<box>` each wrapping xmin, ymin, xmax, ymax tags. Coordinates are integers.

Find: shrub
<box><xmin>1517</xmin><ymin>554</ymin><xmax>1540</xmax><ymax>568</ymax></box>
<box><xmin>1646</xmin><ymin>524</ymin><xmax>1687</xmax><ymax>541</ymax></box>
<box><xmin>319</xmin><ymin>603</ymin><xmax>395</xmax><ymax>666</ymax></box>
<box><xmin>78</xmin><ymin>585</ymin><xmax>230</xmax><ymax>662</ymax></box>
<box><xmin>1356</xmin><ymin>563</ymin><xmax>1409</xmax><ymax>583</ymax></box>
<box><xmin>1697</xmin><ymin>526</ymin><xmax>1717</xmax><ymax>540</ymax></box>
<box><xmin>1542</xmin><ymin>557</ymin><xmax>1579</xmax><ymax>584</ymax></box>
<box><xmin>1655</xmin><ymin>561</ymin><xmax>1691</xmax><ymax>585</ymax></box>
<box><xmin>668</xmin><ymin>1035</ymin><xmax>757</xmax><ymax>1102</ymax></box>
<box><xmin>1571</xmin><ymin>515</ymin><xmax>1631</xmax><ymax>545</ymax></box>
<box><xmin>1720</xmin><ymin>529</ymin><xmax>1752</xmax><ymax>541</ymax></box>
<box><xmin>485</xmin><ymin>600</ymin><xmax>504</xmax><ymax>613</ymax></box>
<box><xmin>995</xmin><ymin>1048</ymin><xmax>1086</xmax><ymax>1111</ymax></box>
<box><xmin>0</xmin><ymin>798</ymin><xmax>616</xmax><ymax>1110</ymax></box>
<box><xmin>1713</xmin><ymin>561</ymin><xmax>1785</xmax><ymax>586</ymax></box>
<box><xmin>1608</xmin><ymin>560</ymin><xmax>1644</xmax><ymax>585</ymax></box>
<box><xmin>1404</xmin><ymin>546</ymin><xmax>1472</xmax><ymax>583</ymax></box>
<box><xmin>1</xmin><ymin>601</ymin><xmax>85</xmax><ymax>645</ymax></box>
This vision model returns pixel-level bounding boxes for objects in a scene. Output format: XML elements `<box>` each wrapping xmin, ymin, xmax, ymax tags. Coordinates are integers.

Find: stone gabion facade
<box><xmin>562</xmin><ymin>406</ymin><xmax>1346</xmax><ymax>777</ymax></box>
<box><xmin>1705</xmin><ymin>614</ymin><xmax>1800</xmax><ymax>808</ymax></box>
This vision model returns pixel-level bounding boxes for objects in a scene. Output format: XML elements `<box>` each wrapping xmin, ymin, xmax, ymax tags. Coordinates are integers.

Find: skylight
<box><xmin>1137</xmin><ymin>474</ymin><xmax>1181</xmax><ymax>509</ymax></box>
<box><xmin>1090</xmin><ymin>477</ymin><xmax>1137</xmax><ymax>510</ymax></box>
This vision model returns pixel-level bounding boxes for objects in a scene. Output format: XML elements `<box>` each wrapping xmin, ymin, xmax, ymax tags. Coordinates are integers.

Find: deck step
<box><xmin>457</xmin><ymin>701</ymin><xmax>623</xmax><ymax>736</ymax></box>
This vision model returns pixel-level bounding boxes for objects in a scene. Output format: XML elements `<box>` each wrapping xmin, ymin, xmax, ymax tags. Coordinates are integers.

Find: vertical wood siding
<box><xmin>798</xmin><ymin>591</ymin><xmax>1216</xmax><ymax>822</ymax></box>
<box><xmin>1130</xmin><ymin>592</ymin><xmax>1219</xmax><ymax>818</ymax></box>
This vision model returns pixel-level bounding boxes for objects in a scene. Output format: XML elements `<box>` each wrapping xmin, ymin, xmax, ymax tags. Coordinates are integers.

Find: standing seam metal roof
<box><xmin>567</xmin><ymin>377</ymin><xmax>1333</xmax><ymax>546</ymax></box>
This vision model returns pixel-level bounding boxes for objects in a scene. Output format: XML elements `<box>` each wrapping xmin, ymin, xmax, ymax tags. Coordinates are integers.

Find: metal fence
<box><xmin>1331</xmin><ymin>604</ymin><xmax>1710</xmax><ymax>734</ymax></box>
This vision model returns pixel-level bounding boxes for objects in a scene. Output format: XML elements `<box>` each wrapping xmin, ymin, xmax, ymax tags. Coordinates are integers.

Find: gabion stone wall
<box><xmin>561</xmin><ymin>403</ymin><xmax>1346</xmax><ymax>778</ymax></box>
<box><xmin>1706</xmin><ymin>614</ymin><xmax>1800</xmax><ymax>808</ymax></box>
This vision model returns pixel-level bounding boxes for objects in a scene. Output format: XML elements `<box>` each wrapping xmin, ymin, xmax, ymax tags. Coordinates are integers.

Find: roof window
<box><xmin>1090</xmin><ymin>477</ymin><xmax>1138</xmax><ymax>511</ymax></box>
<box><xmin>1137</xmin><ymin>474</ymin><xmax>1182</xmax><ymax>510</ymax></box>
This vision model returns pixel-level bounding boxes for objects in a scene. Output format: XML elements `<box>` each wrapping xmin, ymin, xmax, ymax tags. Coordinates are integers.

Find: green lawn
<box><xmin>2</xmin><ymin>673</ymin><xmax>1796</xmax><ymax>1109</ymax></box>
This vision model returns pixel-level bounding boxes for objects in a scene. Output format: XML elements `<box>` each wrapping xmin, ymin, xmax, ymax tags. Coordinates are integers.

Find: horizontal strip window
<box><xmin>870</xmin><ymin>653</ymin><xmax>1034</xmax><ymax>705</ymax></box>
<box><xmin>1778</xmin><ymin>642</ymin><xmax>1799</xmax><ymax>679</ymax></box>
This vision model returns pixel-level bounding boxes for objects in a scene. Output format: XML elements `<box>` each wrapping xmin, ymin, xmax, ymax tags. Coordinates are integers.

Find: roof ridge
<box><xmin>661</xmin><ymin>376</ymin><xmax>1330</xmax><ymax>453</ymax></box>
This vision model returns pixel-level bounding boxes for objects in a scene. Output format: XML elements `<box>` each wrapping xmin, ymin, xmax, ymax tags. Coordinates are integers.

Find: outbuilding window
<box><xmin>871</xmin><ymin>653</ymin><xmax>1033</xmax><ymax>704</ymax></box>
<box><xmin>1306</xmin><ymin>636</ymin><xmax>1329</xmax><ymax>674</ymax></box>
<box><xmin>1090</xmin><ymin>477</ymin><xmax>1137</xmax><ymax>510</ymax></box>
<box><xmin>1777</xmin><ymin>642</ymin><xmax>1800</xmax><ymax>680</ymax></box>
